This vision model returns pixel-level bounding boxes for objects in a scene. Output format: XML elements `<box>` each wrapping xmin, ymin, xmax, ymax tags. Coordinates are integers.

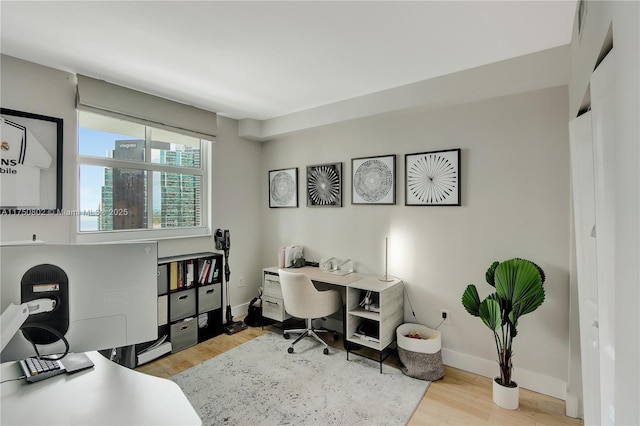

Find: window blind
<box><xmin>76</xmin><ymin>75</ymin><xmax>217</xmax><ymax>140</ymax></box>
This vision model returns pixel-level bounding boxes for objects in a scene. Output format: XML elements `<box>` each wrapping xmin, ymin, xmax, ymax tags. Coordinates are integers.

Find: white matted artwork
<box><xmin>269</xmin><ymin>167</ymin><xmax>298</xmax><ymax>208</ymax></box>
<box><xmin>0</xmin><ymin>108</ymin><xmax>63</xmax><ymax>214</ymax></box>
<box><xmin>405</xmin><ymin>148</ymin><xmax>460</xmax><ymax>206</ymax></box>
<box><xmin>351</xmin><ymin>154</ymin><xmax>396</xmax><ymax>205</ymax></box>
<box><xmin>307</xmin><ymin>162</ymin><xmax>342</xmax><ymax>207</ymax></box>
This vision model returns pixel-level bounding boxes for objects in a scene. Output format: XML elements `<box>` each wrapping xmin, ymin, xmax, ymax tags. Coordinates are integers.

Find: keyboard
<box><xmin>19</xmin><ymin>357</ymin><xmax>66</xmax><ymax>383</ymax></box>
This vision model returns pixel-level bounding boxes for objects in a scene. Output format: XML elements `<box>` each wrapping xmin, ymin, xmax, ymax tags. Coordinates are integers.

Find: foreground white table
<box><xmin>1</xmin><ymin>351</ymin><xmax>201</xmax><ymax>425</ymax></box>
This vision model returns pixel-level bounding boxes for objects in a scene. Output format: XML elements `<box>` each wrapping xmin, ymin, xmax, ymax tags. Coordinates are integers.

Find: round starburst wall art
<box><xmin>307</xmin><ymin>162</ymin><xmax>342</xmax><ymax>207</ymax></box>
<box><xmin>405</xmin><ymin>149</ymin><xmax>460</xmax><ymax>206</ymax></box>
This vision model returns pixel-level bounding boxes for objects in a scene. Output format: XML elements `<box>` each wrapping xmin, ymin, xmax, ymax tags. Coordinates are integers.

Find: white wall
<box><xmin>261</xmin><ymin>85</ymin><xmax>571</xmax><ymax>398</ymax></box>
<box><xmin>0</xmin><ymin>55</ymin><xmax>264</xmax><ymax>315</ymax></box>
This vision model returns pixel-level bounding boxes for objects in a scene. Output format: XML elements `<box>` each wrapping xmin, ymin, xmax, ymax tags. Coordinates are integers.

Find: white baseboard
<box><xmin>442</xmin><ymin>348</ymin><xmax>567</xmax><ymax>400</ymax></box>
<box><xmin>224</xmin><ymin>302</ymin><xmax>249</xmax><ymax>321</ymax></box>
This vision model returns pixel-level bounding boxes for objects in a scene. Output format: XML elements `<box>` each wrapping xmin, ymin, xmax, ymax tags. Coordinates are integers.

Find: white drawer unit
<box><xmin>262</xmin><ymin>267</ymin><xmax>291</xmax><ymax>322</ymax></box>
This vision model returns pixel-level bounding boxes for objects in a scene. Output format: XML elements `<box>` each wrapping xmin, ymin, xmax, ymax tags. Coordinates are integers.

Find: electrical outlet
<box><xmin>441</xmin><ymin>309</ymin><xmax>450</xmax><ymax>324</ymax></box>
<box><xmin>238</xmin><ymin>276</ymin><xmax>245</xmax><ymax>287</ymax></box>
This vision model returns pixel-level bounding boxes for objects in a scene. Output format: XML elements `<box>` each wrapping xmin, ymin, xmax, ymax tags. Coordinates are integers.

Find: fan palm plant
<box><xmin>461</xmin><ymin>258</ymin><xmax>546</xmax><ymax>387</ymax></box>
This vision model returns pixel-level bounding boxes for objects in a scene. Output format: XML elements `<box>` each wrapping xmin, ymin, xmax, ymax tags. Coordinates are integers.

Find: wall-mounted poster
<box><xmin>351</xmin><ymin>154</ymin><xmax>396</xmax><ymax>205</ymax></box>
<box><xmin>405</xmin><ymin>148</ymin><xmax>460</xmax><ymax>206</ymax></box>
<box><xmin>307</xmin><ymin>162</ymin><xmax>342</xmax><ymax>207</ymax></box>
<box><xmin>269</xmin><ymin>167</ymin><xmax>298</xmax><ymax>208</ymax></box>
<box><xmin>0</xmin><ymin>108</ymin><xmax>63</xmax><ymax>214</ymax></box>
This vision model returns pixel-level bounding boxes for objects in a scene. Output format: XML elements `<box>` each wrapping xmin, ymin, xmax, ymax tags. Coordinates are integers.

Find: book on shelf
<box><xmin>186</xmin><ymin>260</ymin><xmax>194</xmax><ymax>288</ymax></box>
<box><xmin>178</xmin><ymin>261</ymin><xmax>185</xmax><ymax>289</ymax></box>
<box><xmin>207</xmin><ymin>258</ymin><xmax>217</xmax><ymax>283</ymax></box>
<box><xmin>200</xmin><ymin>260</ymin><xmax>211</xmax><ymax>284</ymax></box>
<box><xmin>169</xmin><ymin>262</ymin><xmax>178</xmax><ymax>291</ymax></box>
<box><xmin>198</xmin><ymin>259</ymin><xmax>207</xmax><ymax>283</ymax></box>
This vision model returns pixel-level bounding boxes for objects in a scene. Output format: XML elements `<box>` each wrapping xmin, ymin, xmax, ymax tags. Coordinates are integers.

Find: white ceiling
<box><xmin>1</xmin><ymin>1</ymin><xmax>576</xmax><ymax>121</ymax></box>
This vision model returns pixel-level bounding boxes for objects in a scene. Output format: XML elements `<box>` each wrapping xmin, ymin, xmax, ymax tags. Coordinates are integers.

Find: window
<box><xmin>77</xmin><ymin>111</ymin><xmax>210</xmax><ymax>240</ymax></box>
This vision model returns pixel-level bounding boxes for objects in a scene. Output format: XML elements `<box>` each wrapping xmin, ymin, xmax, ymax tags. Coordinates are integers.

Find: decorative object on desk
<box><xmin>291</xmin><ymin>256</ymin><xmax>306</xmax><ymax>268</ymax></box>
<box><xmin>284</xmin><ymin>245</ymin><xmax>304</xmax><ymax>267</ymax></box>
<box><xmin>307</xmin><ymin>162</ymin><xmax>342</xmax><ymax>207</ymax></box>
<box><xmin>319</xmin><ymin>258</ymin><xmax>354</xmax><ymax>275</ymax></box>
<box><xmin>319</xmin><ymin>257</ymin><xmax>337</xmax><ymax>272</ymax></box>
<box><xmin>269</xmin><ymin>167</ymin><xmax>298</xmax><ymax>208</ymax></box>
<box><xmin>461</xmin><ymin>258</ymin><xmax>546</xmax><ymax>410</ymax></box>
<box><xmin>405</xmin><ymin>148</ymin><xmax>460</xmax><ymax>206</ymax></box>
<box><xmin>396</xmin><ymin>323</ymin><xmax>443</xmax><ymax>381</ymax></box>
<box><xmin>277</xmin><ymin>246</ymin><xmax>286</xmax><ymax>268</ymax></box>
<box><xmin>170</xmin><ymin>331</ymin><xmax>429</xmax><ymax>425</ymax></box>
<box><xmin>351</xmin><ymin>154</ymin><xmax>396</xmax><ymax>205</ymax></box>
<box><xmin>379</xmin><ymin>236</ymin><xmax>394</xmax><ymax>282</ymax></box>
<box><xmin>0</xmin><ymin>108</ymin><xmax>63</xmax><ymax>214</ymax></box>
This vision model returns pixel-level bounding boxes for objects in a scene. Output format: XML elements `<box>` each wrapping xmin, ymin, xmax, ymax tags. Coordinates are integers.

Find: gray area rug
<box><xmin>170</xmin><ymin>331</ymin><xmax>430</xmax><ymax>426</ymax></box>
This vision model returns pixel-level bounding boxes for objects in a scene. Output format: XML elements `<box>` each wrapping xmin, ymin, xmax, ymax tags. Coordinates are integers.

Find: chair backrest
<box><xmin>278</xmin><ymin>269</ymin><xmax>338</xmax><ymax>319</ymax></box>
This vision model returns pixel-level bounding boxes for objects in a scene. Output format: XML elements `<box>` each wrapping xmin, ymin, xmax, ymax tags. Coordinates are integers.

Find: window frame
<box><xmin>75</xmin><ymin>114</ymin><xmax>211</xmax><ymax>243</ymax></box>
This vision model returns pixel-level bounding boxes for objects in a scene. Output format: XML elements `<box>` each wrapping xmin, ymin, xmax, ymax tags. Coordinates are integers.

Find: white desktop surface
<box><xmin>280</xmin><ymin>266</ymin><xmax>402</xmax><ymax>291</ymax></box>
<box><xmin>1</xmin><ymin>351</ymin><xmax>201</xmax><ymax>425</ymax></box>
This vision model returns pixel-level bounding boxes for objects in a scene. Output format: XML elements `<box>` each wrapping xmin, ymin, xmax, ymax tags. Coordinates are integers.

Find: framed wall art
<box><xmin>269</xmin><ymin>167</ymin><xmax>298</xmax><ymax>208</ymax></box>
<box><xmin>307</xmin><ymin>162</ymin><xmax>342</xmax><ymax>207</ymax></box>
<box><xmin>351</xmin><ymin>154</ymin><xmax>396</xmax><ymax>205</ymax></box>
<box><xmin>0</xmin><ymin>108</ymin><xmax>63</xmax><ymax>214</ymax></box>
<box><xmin>405</xmin><ymin>148</ymin><xmax>460</xmax><ymax>206</ymax></box>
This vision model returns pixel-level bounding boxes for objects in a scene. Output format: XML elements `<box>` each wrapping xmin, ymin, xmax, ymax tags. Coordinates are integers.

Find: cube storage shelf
<box><xmin>136</xmin><ymin>252</ymin><xmax>224</xmax><ymax>366</ymax></box>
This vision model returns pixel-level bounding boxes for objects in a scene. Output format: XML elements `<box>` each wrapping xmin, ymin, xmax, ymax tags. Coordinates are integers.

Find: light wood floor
<box><xmin>136</xmin><ymin>325</ymin><xmax>583</xmax><ymax>426</ymax></box>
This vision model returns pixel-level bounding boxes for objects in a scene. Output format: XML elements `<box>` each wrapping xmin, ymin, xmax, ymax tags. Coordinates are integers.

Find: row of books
<box><xmin>198</xmin><ymin>258</ymin><xmax>220</xmax><ymax>284</ymax></box>
<box><xmin>168</xmin><ymin>258</ymin><xmax>220</xmax><ymax>291</ymax></box>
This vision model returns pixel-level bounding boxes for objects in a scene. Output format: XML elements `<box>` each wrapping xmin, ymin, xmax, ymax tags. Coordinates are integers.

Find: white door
<box><xmin>590</xmin><ymin>49</ymin><xmax>617</xmax><ymax>425</ymax></box>
<box><xmin>569</xmin><ymin>111</ymin><xmax>601</xmax><ymax>425</ymax></box>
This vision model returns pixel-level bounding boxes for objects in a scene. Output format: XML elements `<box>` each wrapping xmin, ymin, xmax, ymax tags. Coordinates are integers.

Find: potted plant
<box><xmin>461</xmin><ymin>258</ymin><xmax>546</xmax><ymax>409</ymax></box>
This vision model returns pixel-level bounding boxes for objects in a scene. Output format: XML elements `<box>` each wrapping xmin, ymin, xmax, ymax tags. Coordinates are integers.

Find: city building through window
<box><xmin>77</xmin><ymin>111</ymin><xmax>209</xmax><ymax>240</ymax></box>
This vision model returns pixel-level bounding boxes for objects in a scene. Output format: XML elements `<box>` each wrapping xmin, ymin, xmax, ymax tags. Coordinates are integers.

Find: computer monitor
<box><xmin>0</xmin><ymin>241</ymin><xmax>158</xmax><ymax>362</ymax></box>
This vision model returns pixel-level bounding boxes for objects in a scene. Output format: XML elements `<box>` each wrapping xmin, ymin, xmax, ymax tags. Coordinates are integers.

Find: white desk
<box><xmin>264</xmin><ymin>266</ymin><xmax>404</xmax><ymax>371</ymax></box>
<box><xmin>1</xmin><ymin>351</ymin><xmax>201</xmax><ymax>425</ymax></box>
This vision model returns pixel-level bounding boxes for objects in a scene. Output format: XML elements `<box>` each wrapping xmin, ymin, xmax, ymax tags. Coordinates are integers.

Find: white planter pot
<box><xmin>492</xmin><ymin>378</ymin><xmax>519</xmax><ymax>410</ymax></box>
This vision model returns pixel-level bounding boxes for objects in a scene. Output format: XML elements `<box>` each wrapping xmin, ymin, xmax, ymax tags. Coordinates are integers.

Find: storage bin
<box><xmin>170</xmin><ymin>318</ymin><xmax>197</xmax><ymax>353</ymax></box>
<box><xmin>396</xmin><ymin>323</ymin><xmax>444</xmax><ymax>381</ymax></box>
<box><xmin>198</xmin><ymin>283</ymin><xmax>222</xmax><ymax>312</ymax></box>
<box><xmin>169</xmin><ymin>288</ymin><xmax>196</xmax><ymax>322</ymax></box>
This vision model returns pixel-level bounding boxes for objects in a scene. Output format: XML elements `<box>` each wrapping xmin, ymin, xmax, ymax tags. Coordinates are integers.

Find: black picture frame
<box><xmin>405</xmin><ymin>148</ymin><xmax>461</xmax><ymax>206</ymax></box>
<box><xmin>0</xmin><ymin>108</ymin><xmax>63</xmax><ymax>214</ymax></box>
<box><xmin>269</xmin><ymin>167</ymin><xmax>298</xmax><ymax>208</ymax></box>
<box><xmin>307</xmin><ymin>162</ymin><xmax>342</xmax><ymax>207</ymax></box>
<box><xmin>351</xmin><ymin>154</ymin><xmax>396</xmax><ymax>205</ymax></box>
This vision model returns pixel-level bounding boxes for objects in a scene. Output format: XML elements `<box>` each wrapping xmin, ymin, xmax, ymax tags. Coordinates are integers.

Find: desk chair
<box><xmin>278</xmin><ymin>269</ymin><xmax>342</xmax><ymax>355</ymax></box>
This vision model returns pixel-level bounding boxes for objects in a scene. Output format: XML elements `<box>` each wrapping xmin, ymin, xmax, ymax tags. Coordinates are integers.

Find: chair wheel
<box><xmin>333</xmin><ymin>333</ymin><xmax>339</xmax><ymax>341</ymax></box>
<box><xmin>288</xmin><ymin>347</ymin><xmax>294</xmax><ymax>354</ymax></box>
<box><xmin>283</xmin><ymin>333</ymin><xmax>290</xmax><ymax>339</ymax></box>
<box><xmin>323</xmin><ymin>348</ymin><xmax>329</xmax><ymax>355</ymax></box>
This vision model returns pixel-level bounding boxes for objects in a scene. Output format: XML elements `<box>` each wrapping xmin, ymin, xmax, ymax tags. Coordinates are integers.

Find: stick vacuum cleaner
<box><xmin>215</xmin><ymin>229</ymin><xmax>247</xmax><ymax>335</ymax></box>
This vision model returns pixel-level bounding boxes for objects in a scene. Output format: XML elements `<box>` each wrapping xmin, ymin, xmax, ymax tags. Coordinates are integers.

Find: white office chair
<box><xmin>278</xmin><ymin>269</ymin><xmax>342</xmax><ymax>355</ymax></box>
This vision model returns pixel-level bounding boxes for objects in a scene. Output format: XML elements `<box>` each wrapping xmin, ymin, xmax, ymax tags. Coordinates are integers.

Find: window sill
<box><xmin>75</xmin><ymin>226</ymin><xmax>211</xmax><ymax>243</ymax></box>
